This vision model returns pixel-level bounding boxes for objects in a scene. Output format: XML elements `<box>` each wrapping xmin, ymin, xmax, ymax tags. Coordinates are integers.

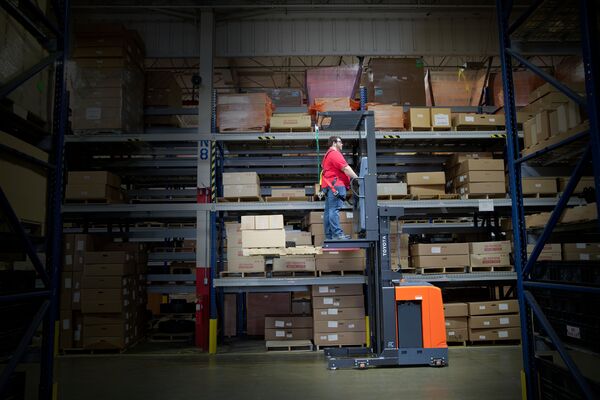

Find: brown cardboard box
<box><xmin>60</xmin><ymin>310</ymin><xmax>73</xmax><ymax>349</ymax></box>
<box><xmin>65</xmin><ymin>184</ymin><xmax>123</xmax><ymax>201</ymax></box>
<box><xmin>224</xmin><ymin>294</ymin><xmax>237</xmax><ymax>337</ymax></box>
<box><xmin>285</xmin><ymin>231</ymin><xmax>312</xmax><ymax>246</ymax></box>
<box><xmin>530</xmin><ymin>252</ymin><xmax>562</xmax><ymax>261</ymax></box>
<box><xmin>265</xmin><ymin>328</ymin><xmax>313</xmax><ymax>341</ymax></box>
<box><xmin>455</xmin><ymin>171</ymin><xmax>504</xmax><ymax>188</ymax></box>
<box><xmin>313</xmin><ymin>331</ymin><xmax>366</xmax><ymax>346</ymax></box>
<box><xmin>313</xmin><ymin>307</ymin><xmax>365</xmax><ymax>321</ymax></box>
<box><xmin>241</xmin><ymin>215</ymin><xmax>284</xmax><ymax>230</ymax></box>
<box><xmin>470</xmin><ymin>241</ymin><xmax>511</xmax><ymax>254</ymax></box>
<box><xmin>241</xmin><ymin>229</ymin><xmax>286</xmax><ymax>248</ymax></box>
<box><xmin>458</xmin><ymin>182</ymin><xmax>506</xmax><ymax>196</ymax></box>
<box><xmin>411</xmin><ymin>243</ymin><xmax>469</xmax><ymax>256</ymax></box>
<box><xmin>377</xmin><ymin>182</ymin><xmax>408</xmax><ymax>196</ymax></box>
<box><xmin>72</xmin><ymin>272</ymin><xmax>83</xmax><ymax>310</ymax></box>
<box><xmin>313</xmin><ymin>319</ymin><xmax>365</xmax><ymax>333</ymax></box>
<box><xmin>445</xmin><ymin>317</ymin><xmax>468</xmax><ymax>330</ymax></box>
<box><xmin>304</xmin><ymin>211</ymin><xmax>353</xmax><ymax>225</ymax></box>
<box><xmin>271</xmin><ymin>187</ymin><xmax>306</xmax><ymax>198</ymax></box>
<box><xmin>270</xmin><ymin>114</ymin><xmax>311</xmax><ymax>131</ymax></box>
<box><xmin>454</xmin><ymin>113</ymin><xmax>505</xmax><ymax>126</ymax></box>
<box><xmin>68</xmin><ymin>171</ymin><xmax>121</xmax><ymax>188</ymax></box>
<box><xmin>312</xmin><ymin>284</ymin><xmax>363</xmax><ymax>297</ymax></box>
<box><xmin>562</xmin><ymin>243</ymin><xmax>600</xmax><ymax>261</ymax></box>
<box><xmin>561</xmin><ymin>203</ymin><xmax>597</xmax><ymax>224</ymax></box>
<box><xmin>81</xmin><ymin>289</ymin><xmax>131</xmax><ymax>313</ymax></box>
<box><xmin>408</xmin><ymin>185</ymin><xmax>446</xmax><ymax>196</ymax></box>
<box><xmin>60</xmin><ymin>272</ymin><xmax>73</xmax><ymax>310</ymax></box>
<box><xmin>469</xmin><ymin>253</ymin><xmax>511</xmax><ymax>267</ymax></box>
<box><xmin>367</xmin><ymin>104</ymin><xmax>405</xmax><ymax>130</ymax></box>
<box><xmin>523</xmin><ymin>118</ymin><xmax>535</xmax><ymax>148</ymax></box>
<box><xmin>522</xmin><ymin>177</ymin><xmax>557</xmax><ymax>194</ymax></box>
<box><xmin>85</xmin><ymin>251</ymin><xmax>134</xmax><ymax>264</ymax></box>
<box><xmin>313</xmin><ymin>234</ymin><xmax>326</xmax><ymax>247</ymax></box>
<box><xmin>526</xmin><ymin>212</ymin><xmax>551</xmax><ymax>228</ymax></box>
<box><xmin>468</xmin><ymin>300</ymin><xmax>519</xmax><ymax>316</ymax></box>
<box><xmin>84</xmin><ymin>263</ymin><xmax>135</xmax><ymax>276</ymax></box>
<box><xmin>446</xmin><ymin>328</ymin><xmax>468</xmax><ymax>343</ymax></box>
<box><xmin>265</xmin><ymin>315</ymin><xmax>313</xmax><ymax>329</ymax></box>
<box><xmin>272</xmin><ymin>256</ymin><xmax>315</xmax><ymax>272</ymax></box>
<box><xmin>557</xmin><ymin>176</ymin><xmax>595</xmax><ymax>193</ymax></box>
<box><xmin>83</xmin><ymin>336</ymin><xmax>130</xmax><ymax>350</ymax></box>
<box><xmin>430</xmin><ymin>108</ymin><xmax>452</xmax><ymax>128</ymax></box>
<box><xmin>315</xmin><ymin>257</ymin><xmax>364</xmax><ymax>272</ymax></box>
<box><xmin>457</xmin><ymin>159</ymin><xmax>505</xmax><ymax>174</ymax></box>
<box><xmin>469</xmin><ymin>314</ymin><xmax>520</xmax><ymax>329</ymax></box>
<box><xmin>406</xmin><ymin>172</ymin><xmax>445</xmax><ymax>186</ymax></box>
<box><xmin>528</xmin><ymin>82</ymin><xmax>586</xmax><ymax>103</ymax></box>
<box><xmin>223</xmin><ymin>184</ymin><xmax>260</xmax><ymax>198</ymax></box>
<box><xmin>408</xmin><ymin>108</ymin><xmax>431</xmax><ymax>129</ymax></box>
<box><xmin>313</xmin><ymin>295</ymin><xmax>364</xmax><ymax>309</ymax></box>
<box><xmin>315</xmin><ymin>250</ymin><xmax>366</xmax><ymax>259</ymax></box>
<box><xmin>291</xmin><ymin>300</ymin><xmax>312</xmax><ymax>315</ymax></box>
<box><xmin>412</xmin><ymin>255</ymin><xmax>470</xmax><ymax>268</ymax></box>
<box><xmin>246</xmin><ymin>292</ymin><xmax>291</xmax><ymax>335</ymax></box>
<box><xmin>308</xmin><ymin>222</ymin><xmax>353</xmax><ymax>236</ymax></box>
<box><xmin>82</xmin><ymin>275</ymin><xmax>128</xmax><ymax>289</ymax></box>
<box><xmin>443</xmin><ymin>303</ymin><xmax>469</xmax><ymax>317</ymax></box>
<box><xmin>226</xmin><ymin>256</ymin><xmax>265</xmax><ymax>273</ymax></box>
<box><xmin>449</xmin><ymin>152</ymin><xmax>494</xmax><ymax>167</ymax></box>
<box><xmin>468</xmin><ymin>327</ymin><xmax>521</xmax><ymax>341</ymax></box>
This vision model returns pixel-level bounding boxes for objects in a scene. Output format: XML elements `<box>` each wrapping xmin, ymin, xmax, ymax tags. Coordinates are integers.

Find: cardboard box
<box><xmin>530</xmin><ymin>252</ymin><xmax>562</xmax><ymax>261</ymax></box>
<box><xmin>454</xmin><ymin>113</ymin><xmax>505</xmax><ymax>126</ymax></box>
<box><xmin>304</xmin><ymin>211</ymin><xmax>353</xmax><ymax>225</ymax></box>
<box><xmin>241</xmin><ymin>229</ymin><xmax>286</xmax><ymax>248</ymax></box>
<box><xmin>412</xmin><ymin>255</ymin><xmax>470</xmax><ymax>268</ymax></box>
<box><xmin>446</xmin><ymin>328</ymin><xmax>468</xmax><ymax>342</ymax></box>
<box><xmin>367</xmin><ymin>104</ymin><xmax>405</xmax><ymax>129</ymax></box>
<box><xmin>468</xmin><ymin>327</ymin><xmax>521</xmax><ymax>341</ymax></box>
<box><xmin>285</xmin><ymin>231</ymin><xmax>312</xmax><ymax>246</ymax></box>
<box><xmin>408</xmin><ymin>185</ymin><xmax>446</xmax><ymax>196</ymax></box>
<box><xmin>457</xmin><ymin>159</ymin><xmax>504</xmax><ymax>174</ymax></box>
<box><xmin>65</xmin><ymin>184</ymin><xmax>123</xmax><ymax>201</ymax></box>
<box><xmin>469</xmin><ymin>314</ymin><xmax>520</xmax><ymax>329</ymax></box>
<box><xmin>410</xmin><ymin>243</ymin><xmax>469</xmax><ymax>256</ymax></box>
<box><xmin>223</xmin><ymin>184</ymin><xmax>260</xmax><ymax>198</ymax></box>
<box><xmin>314</xmin><ymin>319</ymin><xmax>365</xmax><ymax>333</ymax></box>
<box><xmin>522</xmin><ymin>178</ymin><xmax>557</xmax><ymax>195</ymax></box>
<box><xmin>60</xmin><ymin>310</ymin><xmax>73</xmax><ymax>349</ymax></box>
<box><xmin>406</xmin><ymin>172</ymin><xmax>445</xmax><ymax>185</ymax></box>
<box><xmin>469</xmin><ymin>241</ymin><xmax>511</xmax><ymax>255</ymax></box>
<box><xmin>455</xmin><ymin>171</ymin><xmax>505</xmax><ymax>185</ymax></box>
<box><xmin>526</xmin><ymin>212</ymin><xmax>551</xmax><ymax>228</ymax></box>
<box><xmin>291</xmin><ymin>300</ymin><xmax>312</xmax><ymax>315</ymax></box>
<box><xmin>315</xmin><ymin>255</ymin><xmax>365</xmax><ymax>272</ymax></box>
<box><xmin>430</xmin><ymin>108</ymin><xmax>452</xmax><ymax>128</ymax></box>
<box><xmin>226</xmin><ymin>256</ymin><xmax>265</xmax><ymax>273</ymax></box>
<box><xmin>523</xmin><ymin>118</ymin><xmax>535</xmax><ymax>148</ymax></box>
<box><xmin>468</xmin><ymin>300</ymin><xmax>519</xmax><ymax>316</ymax></box>
<box><xmin>246</xmin><ymin>292</ymin><xmax>291</xmax><ymax>335</ymax></box>
<box><xmin>312</xmin><ymin>307</ymin><xmax>365</xmax><ymax>321</ymax></box>
<box><xmin>312</xmin><ymin>284</ymin><xmax>363</xmax><ymax>297</ymax></box>
<box><xmin>445</xmin><ymin>317</ymin><xmax>468</xmax><ymax>330</ymax></box>
<box><xmin>528</xmin><ymin>82</ymin><xmax>586</xmax><ymax>104</ymax></box>
<box><xmin>265</xmin><ymin>328</ymin><xmax>313</xmax><ymax>341</ymax></box>
<box><xmin>557</xmin><ymin>176</ymin><xmax>595</xmax><ymax>193</ymax></box>
<box><xmin>270</xmin><ymin>187</ymin><xmax>306</xmax><ymax>198</ymax></box>
<box><xmin>313</xmin><ymin>331</ymin><xmax>366</xmax><ymax>346</ymax></box>
<box><xmin>84</xmin><ymin>251</ymin><xmax>133</xmax><ymax>264</ymax></box>
<box><xmin>377</xmin><ymin>182</ymin><xmax>408</xmax><ymax>196</ymax></box>
<box><xmin>470</xmin><ymin>253</ymin><xmax>511</xmax><ymax>267</ymax></box>
<box><xmin>312</xmin><ymin>295</ymin><xmax>364</xmax><ymax>309</ymax></box>
<box><xmin>68</xmin><ymin>171</ymin><xmax>121</xmax><ymax>188</ymax></box>
<box><xmin>81</xmin><ymin>289</ymin><xmax>131</xmax><ymax>313</ymax></box>
<box><xmin>269</xmin><ymin>114</ymin><xmax>311</xmax><ymax>131</ymax></box>
<box><xmin>82</xmin><ymin>275</ymin><xmax>128</xmax><ymax>289</ymax></box>
<box><xmin>264</xmin><ymin>315</ymin><xmax>313</xmax><ymax>329</ymax></box>
<box><xmin>562</xmin><ymin>243</ymin><xmax>600</xmax><ymax>261</ymax></box>
<box><xmin>561</xmin><ymin>203</ymin><xmax>598</xmax><ymax>224</ymax></box>
<box><xmin>562</xmin><ymin>243</ymin><xmax>600</xmax><ymax>254</ymax></box>
<box><xmin>408</xmin><ymin>108</ymin><xmax>431</xmax><ymax>128</ymax></box>
<box><xmin>272</xmin><ymin>256</ymin><xmax>315</xmax><ymax>272</ymax></box>
<box><xmin>83</xmin><ymin>336</ymin><xmax>130</xmax><ymax>350</ymax></box>
<box><xmin>458</xmin><ymin>182</ymin><xmax>506</xmax><ymax>196</ymax></box>
<box><xmin>449</xmin><ymin>152</ymin><xmax>494</xmax><ymax>167</ymax></box>
<box><xmin>309</xmin><ymin>222</ymin><xmax>353</xmax><ymax>236</ymax></box>
<box><xmin>241</xmin><ymin>215</ymin><xmax>284</xmax><ymax>230</ymax></box>
<box><xmin>84</xmin><ymin>263</ymin><xmax>135</xmax><ymax>276</ymax></box>
<box><xmin>443</xmin><ymin>303</ymin><xmax>469</xmax><ymax>317</ymax></box>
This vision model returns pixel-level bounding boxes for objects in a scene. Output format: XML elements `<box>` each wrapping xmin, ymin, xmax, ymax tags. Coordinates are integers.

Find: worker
<box><xmin>321</xmin><ymin>136</ymin><xmax>359</xmax><ymax>240</ymax></box>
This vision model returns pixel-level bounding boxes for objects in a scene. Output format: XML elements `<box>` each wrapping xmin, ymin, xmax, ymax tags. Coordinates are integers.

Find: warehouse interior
<box><xmin>1</xmin><ymin>0</ymin><xmax>599</xmax><ymax>399</ymax></box>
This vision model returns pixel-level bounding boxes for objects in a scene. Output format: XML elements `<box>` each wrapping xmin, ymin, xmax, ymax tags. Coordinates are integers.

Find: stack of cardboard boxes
<box><xmin>445</xmin><ymin>152</ymin><xmax>493</xmax><ymax>192</ymax></box>
<box><xmin>60</xmin><ymin>235</ymin><xmax>147</xmax><ymax>351</ymax></box>
<box><xmin>406</xmin><ymin>107</ymin><xmax>453</xmax><ymax>130</ymax></box>
<box><xmin>241</xmin><ymin>215</ymin><xmax>286</xmax><ymax>248</ymax></box>
<box><xmin>406</xmin><ymin>172</ymin><xmax>446</xmax><ymax>197</ymax></box>
<box><xmin>247</xmin><ymin>293</ymin><xmax>291</xmax><ymax>336</ymax></box>
<box><xmin>217</xmin><ymin>93</ymin><xmax>273</xmax><ymax>132</ymax></box>
<box><xmin>270</xmin><ymin>187</ymin><xmax>306</xmax><ymax>199</ymax></box>
<box><xmin>526</xmin><ymin>243</ymin><xmax>562</xmax><ymax>261</ymax></box>
<box><xmin>468</xmin><ymin>300</ymin><xmax>521</xmax><ymax>342</ymax></box>
<box><xmin>225</xmin><ymin>222</ymin><xmax>264</xmax><ymax>274</ymax></box>
<box><xmin>469</xmin><ymin>241</ymin><xmax>512</xmax><ymax>272</ymax></box>
<box><xmin>69</xmin><ymin>25</ymin><xmax>145</xmax><ymax>133</ymax></box>
<box><xmin>264</xmin><ymin>315</ymin><xmax>313</xmax><ymax>341</ymax></box>
<box><xmin>443</xmin><ymin>303</ymin><xmax>469</xmax><ymax>344</ymax></box>
<box><xmin>562</xmin><ymin>243</ymin><xmax>600</xmax><ymax>262</ymax></box>
<box><xmin>304</xmin><ymin>211</ymin><xmax>353</xmax><ymax>247</ymax></box>
<box><xmin>312</xmin><ymin>284</ymin><xmax>366</xmax><ymax>347</ymax></box>
<box><xmin>377</xmin><ymin>182</ymin><xmax>408</xmax><ymax>198</ymax></box>
<box><xmin>223</xmin><ymin>172</ymin><xmax>261</xmax><ymax>199</ymax></box>
<box><xmin>144</xmin><ymin>71</ymin><xmax>182</xmax><ymax>127</ymax></box>
<box><xmin>410</xmin><ymin>243</ymin><xmax>470</xmax><ymax>273</ymax></box>
<box><xmin>315</xmin><ymin>250</ymin><xmax>365</xmax><ymax>275</ymax></box>
<box><xmin>65</xmin><ymin>171</ymin><xmax>124</xmax><ymax>203</ymax></box>
<box><xmin>454</xmin><ymin>158</ymin><xmax>506</xmax><ymax>198</ymax></box>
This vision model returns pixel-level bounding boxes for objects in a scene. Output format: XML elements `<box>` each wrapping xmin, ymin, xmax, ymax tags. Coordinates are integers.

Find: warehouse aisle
<box><xmin>57</xmin><ymin>346</ymin><xmax>522</xmax><ymax>400</ymax></box>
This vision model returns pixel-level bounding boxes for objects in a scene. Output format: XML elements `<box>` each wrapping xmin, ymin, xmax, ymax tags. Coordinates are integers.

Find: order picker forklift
<box><xmin>320</xmin><ymin>111</ymin><xmax>448</xmax><ymax>369</ymax></box>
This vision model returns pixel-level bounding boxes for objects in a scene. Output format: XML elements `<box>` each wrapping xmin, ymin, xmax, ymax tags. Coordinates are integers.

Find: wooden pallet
<box><xmin>469</xmin><ymin>266</ymin><xmax>514</xmax><ymax>272</ymax></box>
<box><xmin>317</xmin><ymin>270</ymin><xmax>365</xmax><ymax>277</ymax></box>
<box><xmin>447</xmin><ymin>341</ymin><xmax>468</xmax><ymax>347</ymax></box>
<box><xmin>315</xmin><ymin>344</ymin><xmax>366</xmax><ymax>351</ymax></box>
<box><xmin>153</xmin><ymin>247</ymin><xmax>195</xmax><ymax>253</ymax></box>
<box><xmin>271</xmin><ymin>270</ymin><xmax>318</xmax><ymax>277</ymax></box>
<box><xmin>377</xmin><ymin>127</ymin><xmax>407</xmax><ymax>132</ymax></box>
<box><xmin>417</xmin><ymin>266</ymin><xmax>467</xmax><ymax>274</ymax></box>
<box><xmin>266</xmin><ymin>340</ymin><xmax>314</xmax><ymax>352</ymax></box>
<box><xmin>523</xmin><ymin>192</ymin><xmax>559</xmax><ymax>198</ymax></box>
<box><xmin>453</xmin><ymin>125</ymin><xmax>505</xmax><ymax>131</ymax></box>
<box><xmin>269</xmin><ymin>127</ymin><xmax>312</xmax><ymax>133</ymax></box>
<box><xmin>460</xmin><ymin>193</ymin><xmax>507</xmax><ymax>200</ymax></box>
<box><xmin>408</xmin><ymin>126</ymin><xmax>434</xmax><ymax>131</ymax></box>
<box><xmin>411</xmin><ymin>194</ymin><xmax>461</xmax><ymax>200</ymax></box>
<box><xmin>149</xmin><ymin>331</ymin><xmax>194</xmax><ymax>343</ymax></box>
<box><xmin>218</xmin><ymin>196</ymin><xmax>264</xmax><ymax>203</ymax></box>
<box><xmin>377</xmin><ymin>194</ymin><xmax>411</xmax><ymax>200</ymax></box>
<box><xmin>265</xmin><ymin>196</ymin><xmax>311</xmax><ymax>202</ymax></box>
<box><xmin>219</xmin><ymin>127</ymin><xmax>266</xmax><ymax>133</ymax></box>
<box><xmin>73</xmin><ymin>129</ymin><xmax>125</xmax><ymax>136</ymax></box>
<box><xmin>467</xmin><ymin>339</ymin><xmax>521</xmax><ymax>346</ymax></box>
<box><xmin>400</xmin><ymin>268</ymin><xmax>416</xmax><ymax>274</ymax></box>
<box><xmin>243</xmin><ymin>246</ymin><xmax>321</xmax><ymax>256</ymax></box>
<box><xmin>219</xmin><ymin>271</ymin><xmax>267</xmax><ymax>278</ymax></box>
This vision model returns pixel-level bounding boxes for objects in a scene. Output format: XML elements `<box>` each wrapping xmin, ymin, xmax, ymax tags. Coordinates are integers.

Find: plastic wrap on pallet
<box><xmin>217</xmin><ymin>93</ymin><xmax>273</xmax><ymax>132</ymax></box>
<box><xmin>306</xmin><ymin>64</ymin><xmax>361</xmax><ymax>105</ymax></box>
<box><xmin>425</xmin><ymin>70</ymin><xmax>486</xmax><ymax>107</ymax></box>
<box><xmin>491</xmin><ymin>70</ymin><xmax>546</xmax><ymax>107</ymax></box>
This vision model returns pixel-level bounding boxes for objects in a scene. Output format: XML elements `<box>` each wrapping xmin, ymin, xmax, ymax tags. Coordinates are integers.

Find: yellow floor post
<box><xmin>209</xmin><ymin>319</ymin><xmax>218</xmax><ymax>354</ymax></box>
<box><xmin>521</xmin><ymin>370</ymin><xmax>527</xmax><ymax>400</ymax></box>
<box><xmin>365</xmin><ymin>316</ymin><xmax>370</xmax><ymax>348</ymax></box>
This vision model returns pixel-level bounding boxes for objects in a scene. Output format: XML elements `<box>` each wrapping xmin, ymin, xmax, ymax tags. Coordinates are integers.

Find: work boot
<box><xmin>332</xmin><ymin>234</ymin><xmax>351</xmax><ymax>240</ymax></box>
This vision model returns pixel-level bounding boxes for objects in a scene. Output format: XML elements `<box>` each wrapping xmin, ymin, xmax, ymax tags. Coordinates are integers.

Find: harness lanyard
<box><xmin>315</xmin><ymin>125</ymin><xmax>320</xmax><ymax>183</ymax></box>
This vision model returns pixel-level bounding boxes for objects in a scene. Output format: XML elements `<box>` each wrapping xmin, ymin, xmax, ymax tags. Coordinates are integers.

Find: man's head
<box><xmin>328</xmin><ymin>136</ymin><xmax>343</xmax><ymax>151</ymax></box>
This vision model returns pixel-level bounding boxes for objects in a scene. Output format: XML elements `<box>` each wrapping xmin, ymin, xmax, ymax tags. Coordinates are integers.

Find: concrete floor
<box><xmin>57</xmin><ymin>343</ymin><xmax>523</xmax><ymax>400</ymax></box>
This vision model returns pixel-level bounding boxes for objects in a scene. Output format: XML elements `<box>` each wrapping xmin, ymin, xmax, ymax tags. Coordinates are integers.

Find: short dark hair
<box><xmin>328</xmin><ymin>136</ymin><xmax>342</xmax><ymax>147</ymax></box>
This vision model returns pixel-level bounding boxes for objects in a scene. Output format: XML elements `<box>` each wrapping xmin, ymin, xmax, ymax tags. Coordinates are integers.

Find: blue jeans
<box><xmin>323</xmin><ymin>185</ymin><xmax>346</xmax><ymax>239</ymax></box>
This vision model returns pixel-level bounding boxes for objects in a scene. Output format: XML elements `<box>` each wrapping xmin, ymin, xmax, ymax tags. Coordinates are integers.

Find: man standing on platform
<box><xmin>321</xmin><ymin>136</ymin><xmax>359</xmax><ymax>240</ymax></box>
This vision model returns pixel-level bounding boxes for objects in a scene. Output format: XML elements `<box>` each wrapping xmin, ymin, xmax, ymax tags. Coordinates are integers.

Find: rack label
<box><xmin>566</xmin><ymin>325</ymin><xmax>581</xmax><ymax>339</ymax></box>
<box><xmin>478</xmin><ymin>199</ymin><xmax>494</xmax><ymax>212</ymax></box>
<box><xmin>328</xmin><ymin>321</ymin><xmax>338</xmax><ymax>328</ymax></box>
<box><xmin>319</xmin><ymin>286</ymin><xmax>329</xmax><ymax>293</ymax></box>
